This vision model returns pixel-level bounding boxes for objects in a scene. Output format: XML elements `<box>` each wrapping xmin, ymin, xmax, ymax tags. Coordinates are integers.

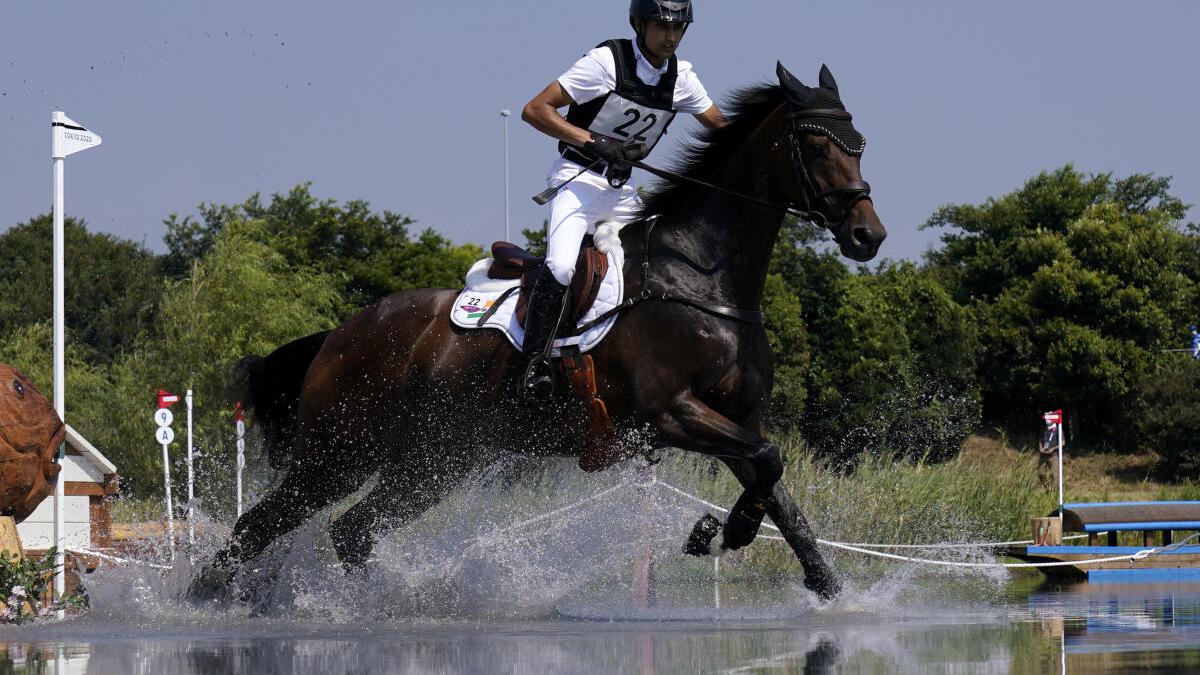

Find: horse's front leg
<box><xmin>661</xmin><ymin>394</ymin><xmax>841</xmax><ymax>600</ymax></box>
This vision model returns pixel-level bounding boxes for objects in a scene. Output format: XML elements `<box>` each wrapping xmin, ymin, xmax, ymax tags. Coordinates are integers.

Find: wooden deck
<box><xmin>1009</xmin><ymin>501</ymin><xmax>1200</xmax><ymax>581</ymax></box>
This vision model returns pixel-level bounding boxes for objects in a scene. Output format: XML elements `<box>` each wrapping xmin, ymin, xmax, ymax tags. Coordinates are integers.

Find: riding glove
<box><xmin>582</xmin><ymin>134</ymin><xmax>647</xmax><ymax>169</ymax></box>
<box><xmin>583</xmin><ymin>134</ymin><xmax>647</xmax><ymax>188</ymax></box>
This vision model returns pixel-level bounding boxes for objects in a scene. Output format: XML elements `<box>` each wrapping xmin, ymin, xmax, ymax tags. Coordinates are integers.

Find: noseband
<box><xmin>782</xmin><ymin>107</ymin><xmax>872</xmax><ymax>229</ymax></box>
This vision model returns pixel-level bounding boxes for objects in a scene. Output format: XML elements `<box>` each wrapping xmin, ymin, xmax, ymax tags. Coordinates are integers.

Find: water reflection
<box><xmin>3</xmin><ymin>582</ymin><xmax>1200</xmax><ymax>673</ymax></box>
<box><xmin>1028</xmin><ymin>581</ymin><xmax>1200</xmax><ymax>672</ymax></box>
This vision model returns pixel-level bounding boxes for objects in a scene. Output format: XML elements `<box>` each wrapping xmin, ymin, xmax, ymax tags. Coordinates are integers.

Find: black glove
<box><xmin>582</xmin><ymin>134</ymin><xmax>648</xmax><ymax>169</ymax></box>
<box><xmin>605</xmin><ymin>162</ymin><xmax>633</xmax><ymax>188</ymax></box>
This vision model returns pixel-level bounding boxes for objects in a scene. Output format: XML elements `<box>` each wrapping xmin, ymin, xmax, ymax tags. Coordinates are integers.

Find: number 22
<box><xmin>612</xmin><ymin>109</ymin><xmax>658</xmax><ymax>142</ymax></box>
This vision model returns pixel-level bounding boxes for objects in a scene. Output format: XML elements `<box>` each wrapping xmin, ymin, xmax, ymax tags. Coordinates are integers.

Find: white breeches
<box><xmin>544</xmin><ymin>159</ymin><xmax>641</xmax><ymax>286</ymax></box>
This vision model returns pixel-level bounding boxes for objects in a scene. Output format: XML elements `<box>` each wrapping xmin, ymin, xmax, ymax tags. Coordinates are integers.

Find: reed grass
<box><xmin>653</xmin><ymin>433</ymin><xmax>1057</xmax><ymax>578</ymax></box>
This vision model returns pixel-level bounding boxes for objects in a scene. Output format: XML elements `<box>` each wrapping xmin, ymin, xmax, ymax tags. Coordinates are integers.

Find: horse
<box><xmin>0</xmin><ymin>364</ymin><xmax>64</xmax><ymax>522</ymax></box>
<box><xmin>193</xmin><ymin>62</ymin><xmax>886</xmax><ymax>602</ymax></box>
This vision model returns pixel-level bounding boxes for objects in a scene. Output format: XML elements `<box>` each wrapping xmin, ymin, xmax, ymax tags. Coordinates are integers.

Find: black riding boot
<box><xmin>520</xmin><ymin>266</ymin><xmax>569</xmax><ymax>401</ymax></box>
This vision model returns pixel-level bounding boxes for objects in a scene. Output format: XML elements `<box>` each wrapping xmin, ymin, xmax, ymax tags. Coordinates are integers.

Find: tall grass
<box><xmin>653</xmin><ymin>433</ymin><xmax>1056</xmax><ymax>578</ymax></box>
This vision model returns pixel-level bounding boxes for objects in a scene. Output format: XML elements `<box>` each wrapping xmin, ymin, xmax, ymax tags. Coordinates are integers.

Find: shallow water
<box><xmin>4</xmin><ymin>464</ymin><xmax>1199</xmax><ymax>673</ymax></box>
<box><xmin>4</xmin><ymin>581</ymin><xmax>1200</xmax><ymax>674</ymax></box>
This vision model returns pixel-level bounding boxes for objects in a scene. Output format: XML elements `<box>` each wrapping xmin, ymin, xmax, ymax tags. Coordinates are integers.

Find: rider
<box><xmin>1190</xmin><ymin>325</ymin><xmax>1200</xmax><ymax>361</ymax></box>
<box><xmin>519</xmin><ymin>0</ymin><xmax>726</xmax><ymax>399</ymax></box>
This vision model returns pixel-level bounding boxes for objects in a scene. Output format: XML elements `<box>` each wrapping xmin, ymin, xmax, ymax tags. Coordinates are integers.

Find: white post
<box><xmin>186</xmin><ymin>389</ymin><xmax>194</xmax><ymax>556</ymax></box>
<box><xmin>236</xmin><ymin>416</ymin><xmax>246</xmax><ymax>518</ymax></box>
<box><xmin>713</xmin><ymin>557</ymin><xmax>721</xmax><ymax>609</ymax></box>
<box><xmin>51</xmin><ymin>148</ymin><xmax>66</xmax><ymax>617</ymax></box>
<box><xmin>50</xmin><ymin>111</ymin><xmax>100</xmax><ymax>615</ymax></box>
<box><xmin>500</xmin><ymin>109</ymin><xmax>511</xmax><ymax>243</ymax></box>
<box><xmin>1057</xmin><ymin>420</ymin><xmax>1065</xmax><ymax>531</ymax></box>
<box><xmin>161</xmin><ymin>438</ymin><xmax>175</xmax><ymax>556</ymax></box>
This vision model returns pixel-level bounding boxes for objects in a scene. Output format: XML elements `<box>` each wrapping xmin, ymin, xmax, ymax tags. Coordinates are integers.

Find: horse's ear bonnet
<box><xmin>776</xmin><ymin>61</ymin><xmax>866</xmax><ymax>156</ymax></box>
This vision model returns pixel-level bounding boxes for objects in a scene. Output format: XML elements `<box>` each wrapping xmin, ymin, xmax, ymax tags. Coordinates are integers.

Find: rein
<box><xmin>628</xmin><ymin>107</ymin><xmax>873</xmax><ymax>228</ymax></box>
<box><xmin>569</xmin><ymin>105</ymin><xmax>872</xmax><ymax>335</ymax></box>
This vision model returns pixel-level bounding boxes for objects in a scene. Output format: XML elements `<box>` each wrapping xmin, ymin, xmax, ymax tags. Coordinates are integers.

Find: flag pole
<box><xmin>51</xmin><ymin>114</ymin><xmax>66</xmax><ymax>617</ymax></box>
<box><xmin>49</xmin><ymin>111</ymin><xmax>101</xmax><ymax>615</ymax></box>
<box><xmin>1057</xmin><ymin>419</ymin><xmax>1064</xmax><ymax>531</ymax></box>
<box><xmin>186</xmin><ymin>389</ymin><xmax>194</xmax><ymax>558</ymax></box>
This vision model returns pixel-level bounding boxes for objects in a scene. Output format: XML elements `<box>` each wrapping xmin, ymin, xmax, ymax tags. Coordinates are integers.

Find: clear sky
<box><xmin>2</xmin><ymin>1</ymin><xmax>1196</xmax><ymax>261</ymax></box>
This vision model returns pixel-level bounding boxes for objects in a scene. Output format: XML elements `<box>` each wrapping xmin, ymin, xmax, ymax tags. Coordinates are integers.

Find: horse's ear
<box><xmin>818</xmin><ymin>64</ymin><xmax>840</xmax><ymax>97</ymax></box>
<box><xmin>777</xmin><ymin>61</ymin><xmax>814</xmax><ymax>106</ymax></box>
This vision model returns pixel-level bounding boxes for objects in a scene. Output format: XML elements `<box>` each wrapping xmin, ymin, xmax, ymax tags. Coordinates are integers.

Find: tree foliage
<box><xmin>924</xmin><ymin>165</ymin><xmax>1196</xmax><ymax>441</ymax></box>
<box><xmin>164</xmin><ymin>184</ymin><xmax>482</xmax><ymax>313</ymax></box>
<box><xmin>0</xmin><ymin>215</ymin><xmax>161</xmax><ymax>363</ymax></box>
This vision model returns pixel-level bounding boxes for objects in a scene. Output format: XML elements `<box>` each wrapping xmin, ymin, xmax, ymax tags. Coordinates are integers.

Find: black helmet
<box><xmin>630</xmin><ymin>0</ymin><xmax>694</xmax><ymax>24</ymax></box>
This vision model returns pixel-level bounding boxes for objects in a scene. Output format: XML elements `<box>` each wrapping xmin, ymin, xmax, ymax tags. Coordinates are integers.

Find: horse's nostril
<box><xmin>851</xmin><ymin>226</ymin><xmax>871</xmax><ymax>249</ymax></box>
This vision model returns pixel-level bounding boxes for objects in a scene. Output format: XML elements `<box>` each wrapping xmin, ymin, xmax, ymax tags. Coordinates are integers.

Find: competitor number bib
<box><xmin>588</xmin><ymin>93</ymin><xmax>676</xmax><ymax>150</ymax></box>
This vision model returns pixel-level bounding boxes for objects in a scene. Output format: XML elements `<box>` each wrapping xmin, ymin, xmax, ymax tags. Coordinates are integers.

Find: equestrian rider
<box><xmin>520</xmin><ymin>0</ymin><xmax>727</xmax><ymax>399</ymax></box>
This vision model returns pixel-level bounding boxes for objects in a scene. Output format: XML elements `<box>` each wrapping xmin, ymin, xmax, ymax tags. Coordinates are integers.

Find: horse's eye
<box><xmin>12</xmin><ymin>380</ymin><xmax>24</xmax><ymax>397</ymax></box>
<box><xmin>806</xmin><ymin>144</ymin><xmax>829</xmax><ymax>158</ymax></box>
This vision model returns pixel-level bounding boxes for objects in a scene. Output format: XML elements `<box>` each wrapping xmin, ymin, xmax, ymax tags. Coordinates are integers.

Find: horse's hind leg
<box><xmin>191</xmin><ymin>432</ymin><xmax>377</xmax><ymax>599</ymax></box>
<box><xmin>329</xmin><ymin>459</ymin><xmax>462</xmax><ymax>569</ymax></box>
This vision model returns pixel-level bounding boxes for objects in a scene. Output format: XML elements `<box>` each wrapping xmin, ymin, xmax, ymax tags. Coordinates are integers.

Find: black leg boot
<box><xmin>520</xmin><ymin>266</ymin><xmax>570</xmax><ymax>402</ymax></box>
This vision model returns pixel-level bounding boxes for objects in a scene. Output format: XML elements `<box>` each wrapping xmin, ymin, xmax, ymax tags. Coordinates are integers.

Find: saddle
<box><xmin>487</xmin><ymin>235</ymin><xmax>609</xmax><ymax>328</ymax></box>
<box><xmin>485</xmin><ymin>237</ymin><xmax>628</xmax><ymax>472</ymax></box>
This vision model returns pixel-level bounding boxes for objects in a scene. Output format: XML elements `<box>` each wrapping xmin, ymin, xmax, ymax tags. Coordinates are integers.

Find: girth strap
<box><xmin>567</xmin><ymin>293</ymin><xmax>763</xmax><ymax>338</ymax></box>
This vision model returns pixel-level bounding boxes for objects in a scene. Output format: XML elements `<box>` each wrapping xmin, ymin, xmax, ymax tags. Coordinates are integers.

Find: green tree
<box><xmin>766</xmin><ymin>218</ymin><xmax>979</xmax><ymax>461</ymax></box>
<box><xmin>1129</xmin><ymin>359</ymin><xmax>1200</xmax><ymax>479</ymax></box>
<box><xmin>761</xmin><ymin>272</ymin><xmax>810</xmax><ymax>432</ymax></box>
<box><xmin>924</xmin><ymin>166</ymin><xmax>1196</xmax><ymax>440</ymax></box>
<box><xmin>0</xmin><ymin>215</ymin><xmax>161</xmax><ymax>363</ymax></box>
<box><xmin>164</xmin><ymin>184</ymin><xmax>483</xmax><ymax>313</ymax></box>
<box><xmin>150</xmin><ymin>217</ymin><xmax>343</xmax><ymax>506</ymax></box>
<box><xmin>801</xmin><ymin>263</ymin><xmax>979</xmax><ymax>462</ymax></box>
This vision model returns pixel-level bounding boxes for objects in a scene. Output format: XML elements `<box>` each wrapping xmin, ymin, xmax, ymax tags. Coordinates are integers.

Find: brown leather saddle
<box><xmin>484</xmin><ymin>238</ymin><xmax>630</xmax><ymax>472</ymax></box>
<box><xmin>486</xmin><ymin>235</ymin><xmax>609</xmax><ymax>328</ymax></box>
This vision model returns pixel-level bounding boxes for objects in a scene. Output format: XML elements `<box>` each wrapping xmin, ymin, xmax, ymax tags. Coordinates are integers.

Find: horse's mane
<box><xmin>638</xmin><ymin>83</ymin><xmax>786</xmax><ymax>219</ymax></box>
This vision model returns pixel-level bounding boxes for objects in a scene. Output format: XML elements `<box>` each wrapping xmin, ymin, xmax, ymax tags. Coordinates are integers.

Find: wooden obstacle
<box><xmin>0</xmin><ymin>516</ymin><xmax>23</xmax><ymax>560</ymax></box>
<box><xmin>1008</xmin><ymin>502</ymin><xmax>1200</xmax><ymax>580</ymax></box>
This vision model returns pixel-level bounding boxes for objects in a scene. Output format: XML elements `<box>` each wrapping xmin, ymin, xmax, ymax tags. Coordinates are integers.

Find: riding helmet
<box><xmin>629</xmin><ymin>0</ymin><xmax>694</xmax><ymax>24</ymax></box>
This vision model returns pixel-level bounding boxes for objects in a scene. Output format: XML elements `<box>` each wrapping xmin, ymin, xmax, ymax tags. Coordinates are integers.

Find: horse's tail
<box><xmin>236</xmin><ymin>330</ymin><xmax>331</xmax><ymax>471</ymax></box>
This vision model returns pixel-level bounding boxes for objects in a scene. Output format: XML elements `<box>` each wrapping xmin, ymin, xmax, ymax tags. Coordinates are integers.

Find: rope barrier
<box><xmin>67</xmin><ymin>540</ymin><xmax>172</xmax><ymax>566</ymax></box>
<box><xmin>652</xmin><ymin>479</ymin><xmax>1185</xmax><ymax>570</ymax></box>
<box><xmin>817</xmin><ymin>540</ymin><xmax>1154</xmax><ymax>568</ymax></box>
<box><xmin>467</xmin><ymin>483</ymin><xmax>629</xmax><ymax>544</ymax></box>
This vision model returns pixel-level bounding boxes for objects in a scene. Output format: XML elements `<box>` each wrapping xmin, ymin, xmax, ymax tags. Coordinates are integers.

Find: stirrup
<box><xmin>522</xmin><ymin>357</ymin><xmax>556</xmax><ymax>402</ymax></box>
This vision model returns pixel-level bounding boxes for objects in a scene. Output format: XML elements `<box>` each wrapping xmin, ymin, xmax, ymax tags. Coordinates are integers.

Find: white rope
<box><xmin>67</xmin><ymin>540</ymin><xmax>172</xmax><ymax>566</ymax></box>
<box><xmin>653</xmin><ymin>480</ymin><xmax>1092</xmax><ymax>548</ymax></box>
<box><xmin>468</xmin><ymin>483</ymin><xmax>628</xmax><ymax>542</ymax></box>
<box><xmin>816</xmin><ymin>539</ymin><xmax>1156</xmax><ymax>568</ymax></box>
<box><xmin>653</xmin><ymin>481</ymin><xmax>1170</xmax><ymax>569</ymax></box>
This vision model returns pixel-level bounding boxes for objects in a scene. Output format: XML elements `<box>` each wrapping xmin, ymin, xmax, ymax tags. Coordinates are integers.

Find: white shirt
<box><xmin>557</xmin><ymin>40</ymin><xmax>713</xmax><ymax>115</ymax></box>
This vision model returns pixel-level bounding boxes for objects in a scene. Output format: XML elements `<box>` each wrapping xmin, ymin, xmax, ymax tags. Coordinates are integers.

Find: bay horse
<box><xmin>193</xmin><ymin>63</ymin><xmax>885</xmax><ymax>602</ymax></box>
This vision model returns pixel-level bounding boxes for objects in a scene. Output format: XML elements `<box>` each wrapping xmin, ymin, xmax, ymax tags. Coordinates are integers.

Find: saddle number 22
<box><xmin>612</xmin><ymin>109</ymin><xmax>658</xmax><ymax>142</ymax></box>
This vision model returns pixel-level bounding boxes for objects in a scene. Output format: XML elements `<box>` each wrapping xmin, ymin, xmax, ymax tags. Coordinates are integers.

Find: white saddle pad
<box><xmin>449</xmin><ymin>223</ymin><xmax>626</xmax><ymax>356</ymax></box>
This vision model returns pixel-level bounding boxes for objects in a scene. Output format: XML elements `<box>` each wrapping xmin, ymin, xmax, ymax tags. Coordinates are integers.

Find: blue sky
<box><xmin>1</xmin><ymin>1</ymin><xmax>1196</xmax><ymax>261</ymax></box>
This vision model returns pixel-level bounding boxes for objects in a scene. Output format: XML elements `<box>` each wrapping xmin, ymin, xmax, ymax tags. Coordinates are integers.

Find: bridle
<box><xmin>627</xmin><ymin>104</ymin><xmax>871</xmax><ymax>233</ymax></box>
<box><xmin>569</xmin><ymin>103</ymin><xmax>875</xmax><ymax>333</ymax></box>
<box><xmin>783</xmin><ymin>107</ymin><xmax>873</xmax><ymax>229</ymax></box>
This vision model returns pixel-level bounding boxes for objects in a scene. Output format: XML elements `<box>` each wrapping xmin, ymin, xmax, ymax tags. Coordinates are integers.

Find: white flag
<box><xmin>51</xmin><ymin>111</ymin><xmax>102</xmax><ymax>159</ymax></box>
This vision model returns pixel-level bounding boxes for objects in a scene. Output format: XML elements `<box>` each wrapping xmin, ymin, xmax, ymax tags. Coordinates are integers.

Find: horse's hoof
<box><xmin>721</xmin><ymin>505</ymin><xmax>766</xmax><ymax>551</ymax></box>
<box><xmin>682</xmin><ymin>513</ymin><xmax>722</xmax><ymax>556</ymax></box>
<box><xmin>186</xmin><ymin>565</ymin><xmax>235</xmax><ymax>604</ymax></box>
<box><xmin>803</xmin><ymin>569</ymin><xmax>842</xmax><ymax>602</ymax></box>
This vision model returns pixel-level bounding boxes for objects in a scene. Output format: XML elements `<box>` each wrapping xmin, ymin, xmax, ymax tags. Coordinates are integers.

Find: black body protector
<box><xmin>560</xmin><ymin>39</ymin><xmax>678</xmax><ymax>185</ymax></box>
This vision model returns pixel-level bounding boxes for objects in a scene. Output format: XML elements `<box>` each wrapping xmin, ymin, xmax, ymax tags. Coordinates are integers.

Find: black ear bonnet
<box><xmin>777</xmin><ymin>62</ymin><xmax>866</xmax><ymax>156</ymax></box>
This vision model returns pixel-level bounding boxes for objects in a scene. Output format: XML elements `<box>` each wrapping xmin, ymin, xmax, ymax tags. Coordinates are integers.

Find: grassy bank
<box><xmin>106</xmin><ymin>432</ymin><xmax>1198</xmax><ymax>575</ymax></box>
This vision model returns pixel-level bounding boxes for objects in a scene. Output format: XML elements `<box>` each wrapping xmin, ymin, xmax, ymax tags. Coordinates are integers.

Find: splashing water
<box><xmin>71</xmin><ymin>454</ymin><xmax>1022</xmax><ymax>626</ymax></box>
